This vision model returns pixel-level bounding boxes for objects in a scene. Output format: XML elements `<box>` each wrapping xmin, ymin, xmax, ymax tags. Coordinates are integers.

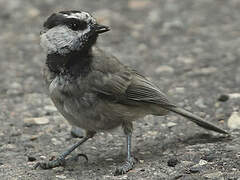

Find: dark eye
<box><xmin>70</xmin><ymin>23</ymin><xmax>78</xmax><ymax>30</ymax></box>
<box><xmin>68</xmin><ymin>20</ymin><xmax>87</xmax><ymax>31</ymax></box>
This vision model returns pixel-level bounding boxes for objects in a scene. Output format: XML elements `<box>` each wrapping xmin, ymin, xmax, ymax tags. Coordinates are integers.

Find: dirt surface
<box><xmin>0</xmin><ymin>0</ymin><xmax>240</xmax><ymax>179</ymax></box>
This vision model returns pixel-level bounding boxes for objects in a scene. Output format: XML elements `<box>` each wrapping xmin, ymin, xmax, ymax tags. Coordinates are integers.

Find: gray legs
<box><xmin>126</xmin><ymin>133</ymin><xmax>132</xmax><ymax>160</ymax></box>
<box><xmin>114</xmin><ymin>122</ymin><xmax>136</xmax><ymax>175</ymax></box>
<box><xmin>34</xmin><ymin>122</ymin><xmax>137</xmax><ymax>175</ymax></box>
<box><xmin>34</xmin><ymin>131</ymin><xmax>95</xmax><ymax>169</ymax></box>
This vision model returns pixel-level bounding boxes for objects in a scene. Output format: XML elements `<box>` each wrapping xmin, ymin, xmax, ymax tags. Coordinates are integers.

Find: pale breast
<box><xmin>47</xmin><ymin>75</ymin><xmax>149</xmax><ymax>132</ymax></box>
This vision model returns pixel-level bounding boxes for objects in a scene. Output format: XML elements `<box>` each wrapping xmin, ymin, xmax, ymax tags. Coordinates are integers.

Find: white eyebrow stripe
<box><xmin>63</xmin><ymin>12</ymin><xmax>90</xmax><ymax>20</ymax></box>
<box><xmin>62</xmin><ymin>12</ymin><xmax>97</xmax><ymax>24</ymax></box>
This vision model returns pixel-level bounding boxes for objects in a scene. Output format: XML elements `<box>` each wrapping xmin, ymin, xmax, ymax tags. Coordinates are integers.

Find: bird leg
<box><xmin>34</xmin><ymin>131</ymin><xmax>95</xmax><ymax>169</ymax></box>
<box><xmin>115</xmin><ymin>122</ymin><xmax>136</xmax><ymax>175</ymax></box>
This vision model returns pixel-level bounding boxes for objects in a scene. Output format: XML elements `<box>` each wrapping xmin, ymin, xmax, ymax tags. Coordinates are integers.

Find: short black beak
<box><xmin>94</xmin><ymin>24</ymin><xmax>110</xmax><ymax>34</ymax></box>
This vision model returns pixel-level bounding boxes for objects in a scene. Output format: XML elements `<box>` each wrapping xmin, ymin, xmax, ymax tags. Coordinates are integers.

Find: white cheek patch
<box><xmin>40</xmin><ymin>33</ymin><xmax>53</xmax><ymax>53</ymax></box>
<box><xmin>40</xmin><ymin>24</ymin><xmax>93</xmax><ymax>55</ymax></box>
<box><xmin>40</xmin><ymin>26</ymin><xmax>79</xmax><ymax>54</ymax></box>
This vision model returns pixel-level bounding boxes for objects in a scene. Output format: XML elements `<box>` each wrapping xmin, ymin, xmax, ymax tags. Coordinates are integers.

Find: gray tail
<box><xmin>166</xmin><ymin>106</ymin><xmax>228</xmax><ymax>134</ymax></box>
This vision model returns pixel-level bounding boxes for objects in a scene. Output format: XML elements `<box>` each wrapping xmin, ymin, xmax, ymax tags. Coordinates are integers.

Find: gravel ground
<box><xmin>0</xmin><ymin>0</ymin><xmax>240</xmax><ymax>179</ymax></box>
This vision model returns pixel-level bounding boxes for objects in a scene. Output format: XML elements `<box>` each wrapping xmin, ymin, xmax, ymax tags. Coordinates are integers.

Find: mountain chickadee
<box><xmin>35</xmin><ymin>10</ymin><xmax>228</xmax><ymax>175</ymax></box>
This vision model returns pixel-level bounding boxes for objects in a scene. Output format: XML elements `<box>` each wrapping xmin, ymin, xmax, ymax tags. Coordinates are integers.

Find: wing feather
<box><xmin>90</xmin><ymin>69</ymin><xmax>175</xmax><ymax>107</ymax></box>
<box><xmin>126</xmin><ymin>74</ymin><xmax>175</xmax><ymax>107</ymax></box>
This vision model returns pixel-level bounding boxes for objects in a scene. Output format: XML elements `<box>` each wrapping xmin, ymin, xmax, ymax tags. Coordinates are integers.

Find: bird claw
<box><xmin>34</xmin><ymin>153</ymin><xmax>88</xmax><ymax>170</ymax></box>
<box><xmin>34</xmin><ymin>156</ymin><xmax>66</xmax><ymax>169</ymax></box>
<box><xmin>76</xmin><ymin>153</ymin><xmax>89</xmax><ymax>162</ymax></box>
<box><xmin>114</xmin><ymin>157</ymin><xmax>137</xmax><ymax>176</ymax></box>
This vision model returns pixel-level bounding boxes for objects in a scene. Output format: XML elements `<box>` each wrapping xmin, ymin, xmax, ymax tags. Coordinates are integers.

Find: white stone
<box><xmin>155</xmin><ymin>65</ymin><xmax>174</xmax><ymax>74</ymax></box>
<box><xmin>178</xmin><ymin>56</ymin><xmax>194</xmax><ymax>64</ymax></box>
<box><xmin>203</xmin><ymin>171</ymin><xmax>223</xmax><ymax>179</ymax></box>
<box><xmin>51</xmin><ymin>138</ymin><xmax>61</xmax><ymax>145</ymax></box>
<box><xmin>55</xmin><ymin>175</ymin><xmax>66</xmax><ymax>179</ymax></box>
<box><xmin>24</xmin><ymin>117</ymin><xmax>49</xmax><ymax>125</ymax></box>
<box><xmin>1</xmin><ymin>144</ymin><xmax>16</xmax><ymax>150</ymax></box>
<box><xmin>227</xmin><ymin>112</ymin><xmax>240</xmax><ymax>129</ymax></box>
<box><xmin>198</xmin><ymin>67</ymin><xmax>217</xmax><ymax>74</ymax></box>
<box><xmin>199</xmin><ymin>159</ymin><xmax>208</xmax><ymax>165</ymax></box>
<box><xmin>148</xmin><ymin>10</ymin><xmax>160</xmax><ymax>23</ymax></box>
<box><xmin>44</xmin><ymin>105</ymin><xmax>57</xmax><ymax>112</ymax></box>
<box><xmin>128</xmin><ymin>0</ymin><xmax>151</xmax><ymax>10</ymax></box>
<box><xmin>175</xmin><ymin>87</ymin><xmax>185</xmax><ymax>94</ymax></box>
<box><xmin>229</xmin><ymin>93</ymin><xmax>240</xmax><ymax>99</ymax></box>
<box><xmin>195</xmin><ymin>98</ymin><xmax>207</xmax><ymax>108</ymax></box>
<box><xmin>167</xmin><ymin>122</ymin><xmax>177</xmax><ymax>128</ymax></box>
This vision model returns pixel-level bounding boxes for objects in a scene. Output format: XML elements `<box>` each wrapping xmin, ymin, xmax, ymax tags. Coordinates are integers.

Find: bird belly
<box><xmin>48</xmin><ymin>76</ymin><xmax>148</xmax><ymax>132</ymax></box>
<box><xmin>61</xmin><ymin>98</ymin><xmax>147</xmax><ymax>131</ymax></box>
<box><xmin>49</xmin><ymin>82</ymin><xmax>125</xmax><ymax>131</ymax></box>
<box><xmin>51</xmin><ymin>92</ymin><xmax>147</xmax><ymax>132</ymax></box>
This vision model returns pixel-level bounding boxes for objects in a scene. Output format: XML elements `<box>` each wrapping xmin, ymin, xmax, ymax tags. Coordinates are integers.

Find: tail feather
<box><xmin>166</xmin><ymin>106</ymin><xmax>228</xmax><ymax>134</ymax></box>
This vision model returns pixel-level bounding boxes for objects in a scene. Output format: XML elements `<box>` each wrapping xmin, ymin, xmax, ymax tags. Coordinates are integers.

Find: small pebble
<box><xmin>147</xmin><ymin>131</ymin><xmax>158</xmax><ymax>136</ymax></box>
<box><xmin>27</xmin><ymin>8</ymin><xmax>40</xmax><ymax>18</ymax></box>
<box><xmin>203</xmin><ymin>171</ymin><xmax>223</xmax><ymax>179</ymax></box>
<box><xmin>227</xmin><ymin>111</ymin><xmax>240</xmax><ymax>129</ymax></box>
<box><xmin>148</xmin><ymin>10</ymin><xmax>160</xmax><ymax>23</ymax></box>
<box><xmin>199</xmin><ymin>67</ymin><xmax>217</xmax><ymax>74</ymax></box>
<box><xmin>71</xmin><ymin>126</ymin><xmax>85</xmax><ymax>138</ymax></box>
<box><xmin>51</xmin><ymin>138</ymin><xmax>62</xmax><ymax>145</ymax></box>
<box><xmin>6</xmin><ymin>82</ymin><xmax>23</xmax><ymax>95</ymax></box>
<box><xmin>187</xmin><ymin>67</ymin><xmax>217</xmax><ymax>76</ymax></box>
<box><xmin>162</xmin><ymin>20</ymin><xmax>184</xmax><ymax>33</ymax></box>
<box><xmin>175</xmin><ymin>87</ymin><xmax>185</xmax><ymax>94</ymax></box>
<box><xmin>23</xmin><ymin>117</ymin><xmax>49</xmax><ymax>126</ymax></box>
<box><xmin>229</xmin><ymin>93</ymin><xmax>240</xmax><ymax>99</ymax></box>
<box><xmin>28</xmin><ymin>156</ymin><xmax>36</xmax><ymax>162</ymax></box>
<box><xmin>167</xmin><ymin>158</ymin><xmax>179</xmax><ymax>167</ymax></box>
<box><xmin>167</xmin><ymin>122</ymin><xmax>177</xmax><ymax>128</ymax></box>
<box><xmin>128</xmin><ymin>0</ymin><xmax>151</xmax><ymax>10</ymax></box>
<box><xmin>105</xmin><ymin>158</ymin><xmax>114</xmax><ymax>161</ymax></box>
<box><xmin>55</xmin><ymin>174</ymin><xmax>66</xmax><ymax>179</ymax></box>
<box><xmin>189</xmin><ymin>166</ymin><xmax>200</xmax><ymax>173</ymax></box>
<box><xmin>202</xmin><ymin>154</ymin><xmax>216</xmax><ymax>162</ymax></box>
<box><xmin>91</xmin><ymin>146</ymin><xmax>97</xmax><ymax>150</ymax></box>
<box><xmin>218</xmin><ymin>94</ymin><xmax>229</xmax><ymax>102</ymax></box>
<box><xmin>40</xmin><ymin>156</ymin><xmax>46</xmax><ymax>160</ymax></box>
<box><xmin>199</xmin><ymin>159</ymin><xmax>208</xmax><ymax>166</ymax></box>
<box><xmin>181</xmin><ymin>160</ymin><xmax>194</xmax><ymax>166</ymax></box>
<box><xmin>1</xmin><ymin>144</ymin><xmax>16</xmax><ymax>150</ymax></box>
<box><xmin>29</xmin><ymin>135</ymin><xmax>39</xmax><ymax>141</ymax></box>
<box><xmin>155</xmin><ymin>65</ymin><xmax>174</xmax><ymax>74</ymax></box>
<box><xmin>44</xmin><ymin>105</ymin><xmax>57</xmax><ymax>113</ymax></box>
<box><xmin>177</xmin><ymin>56</ymin><xmax>194</xmax><ymax>64</ymax></box>
<box><xmin>195</xmin><ymin>98</ymin><xmax>207</xmax><ymax>108</ymax></box>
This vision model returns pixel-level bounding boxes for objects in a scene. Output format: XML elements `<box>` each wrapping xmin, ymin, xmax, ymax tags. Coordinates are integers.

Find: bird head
<box><xmin>40</xmin><ymin>10</ymin><xmax>110</xmax><ymax>55</ymax></box>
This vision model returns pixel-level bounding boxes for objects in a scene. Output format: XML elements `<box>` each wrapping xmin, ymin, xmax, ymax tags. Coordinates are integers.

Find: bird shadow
<box><xmin>181</xmin><ymin>133</ymin><xmax>232</xmax><ymax>145</ymax></box>
<box><xmin>63</xmin><ymin>132</ymin><xmax>232</xmax><ymax>173</ymax></box>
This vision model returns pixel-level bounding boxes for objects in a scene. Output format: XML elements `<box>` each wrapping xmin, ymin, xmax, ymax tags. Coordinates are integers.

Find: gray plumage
<box><xmin>36</xmin><ymin>10</ymin><xmax>228</xmax><ymax>175</ymax></box>
<box><xmin>43</xmin><ymin>46</ymin><xmax>227</xmax><ymax>134</ymax></box>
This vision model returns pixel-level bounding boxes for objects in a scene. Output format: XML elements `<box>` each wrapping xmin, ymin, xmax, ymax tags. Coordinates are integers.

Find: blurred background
<box><xmin>0</xmin><ymin>0</ymin><xmax>239</xmax><ymax>179</ymax></box>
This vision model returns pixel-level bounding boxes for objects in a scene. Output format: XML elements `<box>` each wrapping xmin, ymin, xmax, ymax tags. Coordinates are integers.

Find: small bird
<box><xmin>36</xmin><ymin>10</ymin><xmax>228</xmax><ymax>175</ymax></box>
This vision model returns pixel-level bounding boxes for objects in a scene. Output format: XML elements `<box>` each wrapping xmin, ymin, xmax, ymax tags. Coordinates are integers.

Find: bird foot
<box><xmin>34</xmin><ymin>153</ymin><xmax>88</xmax><ymax>169</ymax></box>
<box><xmin>34</xmin><ymin>155</ymin><xmax>66</xmax><ymax>169</ymax></box>
<box><xmin>114</xmin><ymin>157</ymin><xmax>137</xmax><ymax>176</ymax></box>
